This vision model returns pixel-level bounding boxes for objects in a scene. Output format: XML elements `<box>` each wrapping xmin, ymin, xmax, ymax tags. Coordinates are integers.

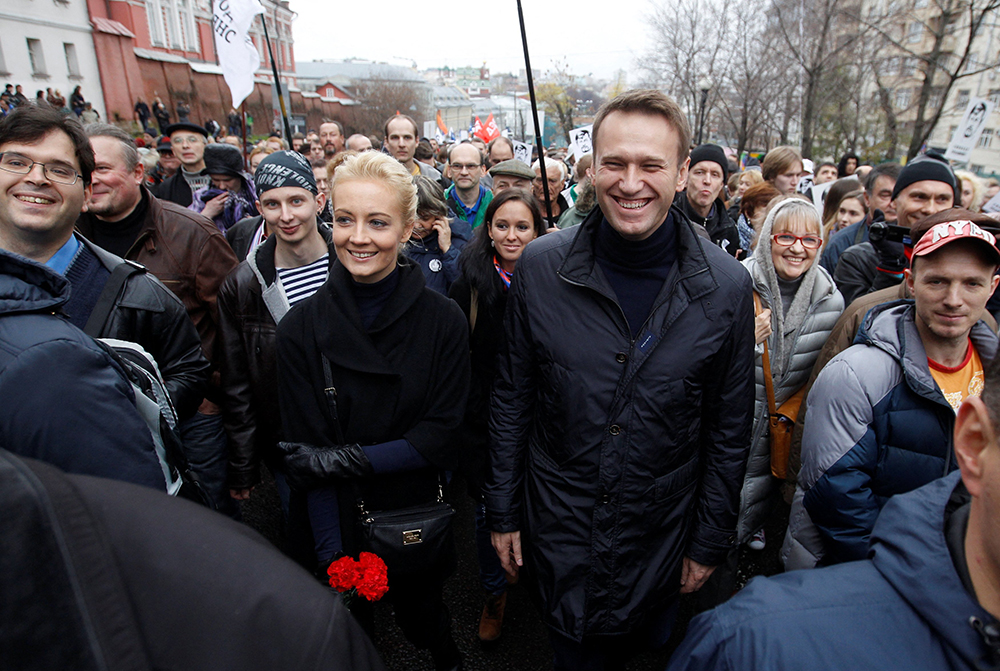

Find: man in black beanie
<box><xmin>674</xmin><ymin>144</ymin><xmax>740</xmax><ymax>257</ymax></box>
<box><xmin>834</xmin><ymin>153</ymin><xmax>957</xmax><ymax>305</ymax></box>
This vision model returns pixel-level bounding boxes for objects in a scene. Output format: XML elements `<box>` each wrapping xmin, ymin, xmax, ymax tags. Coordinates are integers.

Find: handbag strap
<box><xmin>83</xmin><ymin>260</ymin><xmax>144</xmax><ymax>337</ymax></box>
<box><xmin>321</xmin><ymin>354</ymin><xmax>346</xmax><ymax>444</ymax></box>
<box><xmin>753</xmin><ymin>291</ymin><xmax>778</xmax><ymax>415</ymax></box>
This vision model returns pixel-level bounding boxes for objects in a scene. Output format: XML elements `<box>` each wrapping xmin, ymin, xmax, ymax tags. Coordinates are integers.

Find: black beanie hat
<box><xmin>254</xmin><ymin>150</ymin><xmax>318</xmax><ymax>195</ymax></box>
<box><xmin>689</xmin><ymin>144</ymin><xmax>729</xmax><ymax>181</ymax></box>
<box><xmin>203</xmin><ymin>143</ymin><xmax>244</xmax><ymax>179</ymax></box>
<box><xmin>891</xmin><ymin>152</ymin><xmax>957</xmax><ymax>200</ymax></box>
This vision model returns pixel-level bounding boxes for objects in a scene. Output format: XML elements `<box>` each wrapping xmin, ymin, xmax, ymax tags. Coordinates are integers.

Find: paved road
<box><xmin>241</xmin><ymin>469</ymin><xmax>787</xmax><ymax>671</ymax></box>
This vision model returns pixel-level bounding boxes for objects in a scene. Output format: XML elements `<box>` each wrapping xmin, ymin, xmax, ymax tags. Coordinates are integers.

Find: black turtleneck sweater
<box><xmin>594</xmin><ymin>214</ymin><xmax>676</xmax><ymax>338</ymax></box>
<box><xmin>349</xmin><ymin>267</ymin><xmax>401</xmax><ymax>331</ymax></box>
<box><xmin>86</xmin><ymin>189</ymin><xmax>150</xmax><ymax>259</ymax></box>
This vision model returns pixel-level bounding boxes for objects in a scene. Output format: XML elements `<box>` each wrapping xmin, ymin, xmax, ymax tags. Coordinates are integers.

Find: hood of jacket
<box><xmin>871</xmin><ymin>471</ymin><xmax>1000</xmax><ymax>669</ymax></box>
<box><xmin>855</xmin><ymin>300</ymin><xmax>998</xmax><ymax>406</ymax></box>
<box><xmin>248</xmin><ymin>220</ymin><xmax>333</xmax><ymax>324</ymax></box>
<box><xmin>0</xmin><ymin>250</ymin><xmax>69</xmax><ymax>316</ymax></box>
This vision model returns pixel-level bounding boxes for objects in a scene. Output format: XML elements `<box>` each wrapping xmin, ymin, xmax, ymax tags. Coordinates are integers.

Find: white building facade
<box><xmin>0</xmin><ymin>0</ymin><xmax>105</xmax><ymax>116</ymax></box>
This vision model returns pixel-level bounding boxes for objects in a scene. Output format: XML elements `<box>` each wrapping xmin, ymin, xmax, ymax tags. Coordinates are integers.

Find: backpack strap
<box><xmin>83</xmin><ymin>260</ymin><xmax>145</xmax><ymax>338</ymax></box>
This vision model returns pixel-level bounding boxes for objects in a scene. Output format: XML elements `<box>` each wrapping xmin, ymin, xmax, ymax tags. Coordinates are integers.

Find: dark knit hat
<box><xmin>254</xmin><ymin>150</ymin><xmax>318</xmax><ymax>195</ymax></box>
<box><xmin>203</xmin><ymin>143</ymin><xmax>244</xmax><ymax>179</ymax></box>
<box><xmin>891</xmin><ymin>152</ymin><xmax>957</xmax><ymax>200</ymax></box>
<box><xmin>689</xmin><ymin>144</ymin><xmax>729</xmax><ymax>181</ymax></box>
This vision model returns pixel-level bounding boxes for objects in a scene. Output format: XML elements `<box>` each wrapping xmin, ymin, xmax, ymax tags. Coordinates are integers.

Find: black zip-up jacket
<box><xmin>675</xmin><ymin>191</ymin><xmax>741</xmax><ymax>257</ymax></box>
<box><xmin>485</xmin><ymin>205</ymin><xmax>754</xmax><ymax>640</ymax></box>
<box><xmin>78</xmin><ymin>236</ymin><xmax>209</xmax><ymax>419</ymax></box>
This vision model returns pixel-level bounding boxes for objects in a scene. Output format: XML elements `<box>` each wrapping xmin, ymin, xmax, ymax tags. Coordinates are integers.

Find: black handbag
<box><xmin>315</xmin><ymin>355</ymin><xmax>456</xmax><ymax>576</ymax></box>
<box><xmin>356</xmin><ymin>477</ymin><xmax>455</xmax><ymax>577</ymax></box>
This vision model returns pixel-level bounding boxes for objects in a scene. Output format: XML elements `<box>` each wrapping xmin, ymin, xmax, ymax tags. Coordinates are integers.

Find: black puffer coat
<box><xmin>485</xmin><ymin>205</ymin><xmax>755</xmax><ymax>640</ymax></box>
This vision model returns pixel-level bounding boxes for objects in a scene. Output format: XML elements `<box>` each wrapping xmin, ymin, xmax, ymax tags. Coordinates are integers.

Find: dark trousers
<box><xmin>351</xmin><ymin>572</ymin><xmax>460</xmax><ymax>671</ymax></box>
<box><xmin>179</xmin><ymin>411</ymin><xmax>239</xmax><ymax>519</ymax></box>
<box><xmin>548</xmin><ymin>601</ymin><xmax>678</xmax><ymax>671</ymax></box>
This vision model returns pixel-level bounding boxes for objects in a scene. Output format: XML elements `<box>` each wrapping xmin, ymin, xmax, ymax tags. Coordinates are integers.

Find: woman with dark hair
<box><xmin>403</xmin><ymin>176</ymin><xmax>471</xmax><ymax>295</ymax></box>
<box><xmin>277</xmin><ymin>151</ymin><xmax>469</xmax><ymax>671</ymax></box>
<box><xmin>819</xmin><ymin>177</ymin><xmax>864</xmax><ymax>240</ymax></box>
<box><xmin>837</xmin><ymin>152</ymin><xmax>859</xmax><ymax>178</ymax></box>
<box><xmin>449</xmin><ymin>188</ymin><xmax>545</xmax><ymax>643</ymax></box>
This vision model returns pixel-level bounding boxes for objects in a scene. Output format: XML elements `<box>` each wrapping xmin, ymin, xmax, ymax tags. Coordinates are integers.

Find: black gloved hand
<box><xmin>870</xmin><ymin>234</ymin><xmax>907</xmax><ymax>274</ymax></box>
<box><xmin>277</xmin><ymin>442</ymin><xmax>374</xmax><ymax>490</ymax></box>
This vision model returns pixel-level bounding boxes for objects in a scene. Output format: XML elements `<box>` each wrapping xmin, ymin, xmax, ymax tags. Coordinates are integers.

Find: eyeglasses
<box><xmin>171</xmin><ymin>135</ymin><xmax>203</xmax><ymax>145</ymax></box>
<box><xmin>773</xmin><ymin>233</ymin><xmax>822</xmax><ymax>250</ymax></box>
<box><xmin>451</xmin><ymin>163</ymin><xmax>481</xmax><ymax>173</ymax></box>
<box><xmin>0</xmin><ymin>152</ymin><xmax>81</xmax><ymax>185</ymax></box>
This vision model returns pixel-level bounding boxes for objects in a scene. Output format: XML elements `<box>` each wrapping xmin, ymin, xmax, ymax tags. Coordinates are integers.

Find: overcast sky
<box><xmin>291</xmin><ymin>0</ymin><xmax>655</xmax><ymax>83</ymax></box>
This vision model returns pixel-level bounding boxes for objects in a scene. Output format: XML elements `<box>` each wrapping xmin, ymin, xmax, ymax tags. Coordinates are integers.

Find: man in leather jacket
<box><xmin>76</xmin><ymin>122</ymin><xmax>238</xmax><ymax>515</ymax></box>
<box><xmin>0</xmin><ymin>106</ymin><xmax>208</xmax><ymax>420</ymax></box>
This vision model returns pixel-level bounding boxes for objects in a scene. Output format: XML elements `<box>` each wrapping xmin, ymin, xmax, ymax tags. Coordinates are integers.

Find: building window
<box><xmin>895</xmin><ymin>87</ymin><xmax>911</xmax><ymax>109</ymax></box>
<box><xmin>902</xmin><ymin>57</ymin><xmax>919</xmax><ymax>77</ymax></box>
<box><xmin>165</xmin><ymin>0</ymin><xmax>182</xmax><ymax>49</ymax></box>
<box><xmin>26</xmin><ymin>39</ymin><xmax>46</xmax><ymax>76</ymax></box>
<box><xmin>907</xmin><ymin>21</ymin><xmax>923</xmax><ymax>43</ymax></box>
<box><xmin>147</xmin><ymin>0</ymin><xmax>165</xmax><ymax>46</ymax></box>
<box><xmin>177</xmin><ymin>0</ymin><xmax>198</xmax><ymax>52</ymax></box>
<box><xmin>957</xmin><ymin>89</ymin><xmax>971</xmax><ymax>108</ymax></box>
<box><xmin>884</xmin><ymin>56</ymin><xmax>899</xmax><ymax>75</ymax></box>
<box><xmin>965</xmin><ymin>53</ymin><xmax>978</xmax><ymax>73</ymax></box>
<box><xmin>977</xmin><ymin>128</ymin><xmax>993</xmax><ymax>149</ymax></box>
<box><xmin>64</xmin><ymin>43</ymin><xmax>81</xmax><ymax>78</ymax></box>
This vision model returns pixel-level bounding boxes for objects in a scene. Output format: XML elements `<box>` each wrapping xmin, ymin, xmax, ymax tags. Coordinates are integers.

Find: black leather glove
<box><xmin>871</xmin><ymin>234</ymin><xmax>907</xmax><ymax>275</ymax></box>
<box><xmin>277</xmin><ymin>442</ymin><xmax>374</xmax><ymax>490</ymax></box>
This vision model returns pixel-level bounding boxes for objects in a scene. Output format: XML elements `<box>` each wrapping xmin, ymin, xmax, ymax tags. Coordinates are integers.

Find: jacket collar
<box><xmin>857</xmin><ymin>301</ymin><xmax>999</xmax><ymax>406</ymax></box>
<box><xmin>558</xmin><ymin>203</ymin><xmax>718</xmax><ymax>306</ymax></box>
<box><xmin>75</xmin><ymin>187</ymin><xmax>160</xmax><ymax>258</ymax></box>
<box><xmin>250</xmin><ymin>220</ymin><xmax>334</xmax><ymax>325</ymax></box>
<box><xmin>0</xmin><ymin>249</ymin><xmax>69</xmax><ymax>315</ymax></box>
<box><xmin>319</xmin><ymin>259</ymin><xmax>426</xmax><ymax>374</ymax></box>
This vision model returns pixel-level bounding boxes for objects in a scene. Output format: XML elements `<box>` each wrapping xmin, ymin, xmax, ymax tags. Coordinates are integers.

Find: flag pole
<box><xmin>516</xmin><ymin>0</ymin><xmax>552</xmax><ymax>224</ymax></box>
<box><xmin>240</xmin><ymin>101</ymin><xmax>248</xmax><ymax>169</ymax></box>
<box><xmin>261</xmin><ymin>17</ymin><xmax>292</xmax><ymax>142</ymax></box>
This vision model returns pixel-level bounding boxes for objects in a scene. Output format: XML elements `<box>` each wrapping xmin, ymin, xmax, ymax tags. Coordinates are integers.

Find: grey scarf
<box><xmin>753</xmin><ymin>199</ymin><xmax>822</xmax><ymax>379</ymax></box>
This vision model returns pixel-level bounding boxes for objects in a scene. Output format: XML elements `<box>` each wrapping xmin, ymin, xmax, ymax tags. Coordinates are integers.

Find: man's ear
<box><xmin>955</xmin><ymin>396</ymin><xmax>995</xmax><ymax>498</ymax></box>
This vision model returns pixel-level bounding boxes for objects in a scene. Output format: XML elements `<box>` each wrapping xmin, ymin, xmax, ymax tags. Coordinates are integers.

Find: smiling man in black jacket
<box><xmin>485</xmin><ymin>90</ymin><xmax>755</xmax><ymax>671</ymax></box>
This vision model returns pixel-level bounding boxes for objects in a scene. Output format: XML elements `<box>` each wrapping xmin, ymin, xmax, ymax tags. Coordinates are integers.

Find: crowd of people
<box><xmin>3</xmin><ymin>87</ymin><xmax>1000</xmax><ymax>671</ymax></box>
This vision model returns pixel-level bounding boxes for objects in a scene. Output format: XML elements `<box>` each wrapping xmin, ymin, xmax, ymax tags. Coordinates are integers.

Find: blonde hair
<box><xmin>331</xmin><ymin>150</ymin><xmax>418</xmax><ymax>223</ymax></box>
<box><xmin>956</xmin><ymin>170</ymin><xmax>986</xmax><ymax>212</ymax></box>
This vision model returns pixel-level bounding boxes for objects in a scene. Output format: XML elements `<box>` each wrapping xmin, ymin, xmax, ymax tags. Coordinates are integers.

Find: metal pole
<box><xmin>261</xmin><ymin>17</ymin><xmax>292</xmax><ymax>142</ymax></box>
<box><xmin>240</xmin><ymin>101</ymin><xmax>248</xmax><ymax>170</ymax></box>
<box><xmin>516</xmin><ymin>0</ymin><xmax>553</xmax><ymax>224</ymax></box>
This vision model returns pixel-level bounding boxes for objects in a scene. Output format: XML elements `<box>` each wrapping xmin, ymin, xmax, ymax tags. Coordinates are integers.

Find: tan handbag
<box><xmin>754</xmin><ymin>292</ymin><xmax>804</xmax><ymax>480</ymax></box>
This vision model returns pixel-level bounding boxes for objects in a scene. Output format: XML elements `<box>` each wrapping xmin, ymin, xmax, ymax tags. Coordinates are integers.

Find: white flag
<box><xmin>213</xmin><ymin>0</ymin><xmax>264</xmax><ymax>109</ymax></box>
<box><xmin>945</xmin><ymin>97</ymin><xmax>995</xmax><ymax>162</ymax></box>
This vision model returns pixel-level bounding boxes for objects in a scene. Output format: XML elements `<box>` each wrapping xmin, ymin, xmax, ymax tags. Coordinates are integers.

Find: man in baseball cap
<box><xmin>787</xmin><ymin>207</ymin><xmax>1000</xmax><ymax>570</ymax></box>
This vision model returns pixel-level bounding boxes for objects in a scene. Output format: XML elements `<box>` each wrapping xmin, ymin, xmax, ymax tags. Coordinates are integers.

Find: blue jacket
<box><xmin>783</xmin><ymin>300</ymin><xmax>997</xmax><ymax>568</ymax></box>
<box><xmin>401</xmin><ymin>220</ymin><xmax>471</xmax><ymax>295</ymax></box>
<box><xmin>0</xmin><ymin>250</ymin><xmax>164</xmax><ymax>489</ymax></box>
<box><xmin>668</xmin><ymin>473</ymin><xmax>1000</xmax><ymax>671</ymax></box>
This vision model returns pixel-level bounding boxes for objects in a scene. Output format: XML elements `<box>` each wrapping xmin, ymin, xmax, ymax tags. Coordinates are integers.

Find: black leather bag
<box><xmin>356</xmin><ymin>480</ymin><xmax>455</xmax><ymax>577</ymax></box>
<box><xmin>316</xmin><ymin>355</ymin><xmax>456</xmax><ymax>576</ymax></box>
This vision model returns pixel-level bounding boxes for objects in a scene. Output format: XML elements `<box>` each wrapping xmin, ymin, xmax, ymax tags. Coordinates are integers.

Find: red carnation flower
<box><xmin>354</xmin><ymin>552</ymin><xmax>389</xmax><ymax>601</ymax></box>
<box><xmin>327</xmin><ymin>556</ymin><xmax>359</xmax><ymax>593</ymax></box>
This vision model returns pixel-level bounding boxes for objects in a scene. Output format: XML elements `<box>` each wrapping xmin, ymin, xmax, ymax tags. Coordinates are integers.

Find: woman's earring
<box><xmin>490</xmin><ymin>239</ymin><xmax>495</xmax><ymax>247</ymax></box>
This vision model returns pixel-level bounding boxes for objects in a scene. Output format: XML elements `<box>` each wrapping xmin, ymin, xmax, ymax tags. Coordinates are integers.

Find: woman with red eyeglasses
<box><xmin>735</xmin><ymin>197</ymin><xmax>844</xmax><ymax>563</ymax></box>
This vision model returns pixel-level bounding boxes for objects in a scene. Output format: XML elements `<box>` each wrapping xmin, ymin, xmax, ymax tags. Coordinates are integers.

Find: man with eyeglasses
<box><xmin>150</xmin><ymin>122</ymin><xmax>210</xmax><ymax>207</ymax></box>
<box><xmin>0</xmin><ymin>105</ymin><xmax>199</xmax><ymax>490</ymax></box>
<box><xmin>444</xmin><ymin>141</ymin><xmax>493</xmax><ymax>229</ymax></box>
<box><xmin>784</xmin><ymin>209</ymin><xmax>1000</xmax><ymax>571</ymax></box>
